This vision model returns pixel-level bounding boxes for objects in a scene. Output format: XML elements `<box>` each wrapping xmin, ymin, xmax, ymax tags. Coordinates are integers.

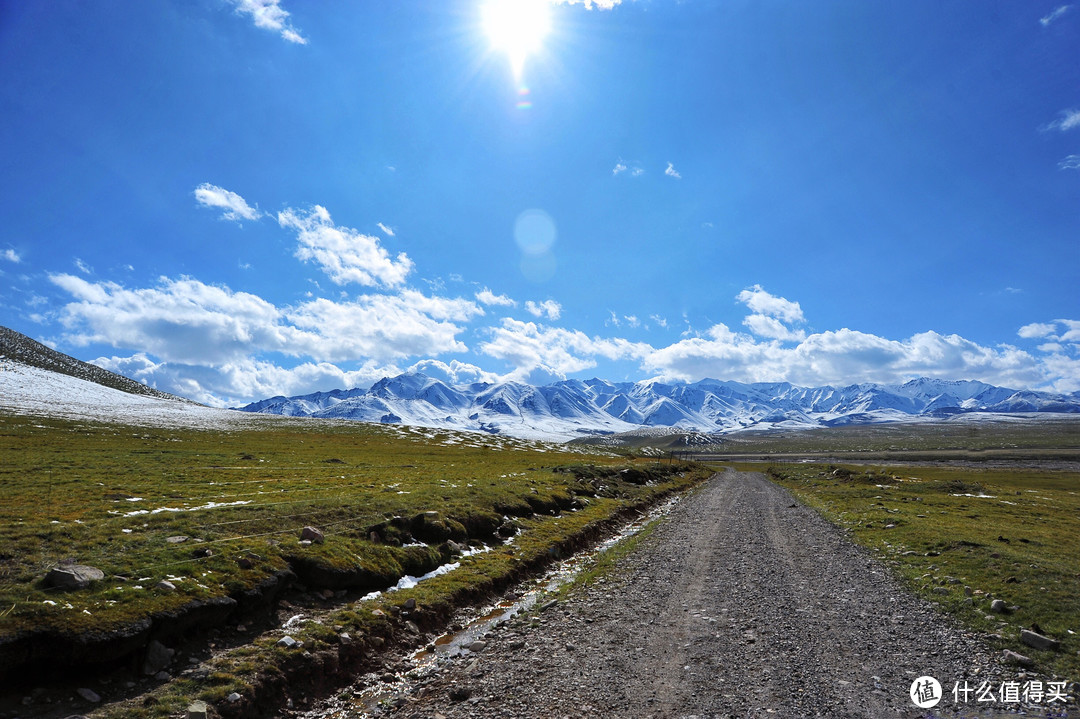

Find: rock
<box><xmin>154</xmin><ymin>671</ymin><xmax>171</xmax><ymax>681</ymax></box>
<box><xmin>403</xmin><ymin>597</ymin><xmax>417</xmax><ymax>610</ymax></box>
<box><xmin>1002</xmin><ymin>649</ymin><xmax>1035</xmax><ymax>667</ymax></box>
<box><xmin>44</xmin><ymin>564</ymin><xmax>104</xmax><ymax>590</ymax></box>
<box><xmin>156</xmin><ymin>580</ymin><xmax>176</xmax><ymax>592</ymax></box>
<box><xmin>447</xmin><ymin>540</ymin><xmax>467</xmax><ymax>555</ymax></box>
<box><xmin>165</xmin><ymin>535</ymin><xmax>189</xmax><ymax>544</ymax></box>
<box><xmin>76</xmin><ymin>688</ymin><xmax>101</xmax><ymax>703</ymax></box>
<box><xmin>186</xmin><ymin>700</ymin><xmax>208</xmax><ymax>719</ymax></box>
<box><xmin>193</xmin><ymin>547</ymin><xmax>213</xmax><ymax>558</ymax></box>
<box><xmin>449</xmin><ymin>685</ymin><xmax>473</xmax><ymax>702</ymax></box>
<box><xmin>277</xmin><ymin>635</ymin><xmax>300</xmax><ymax>649</ymax></box>
<box><xmin>989</xmin><ymin>599</ymin><xmax>1008</xmax><ymax>614</ymax></box>
<box><xmin>236</xmin><ymin>557</ymin><xmax>253</xmax><ymax>570</ymax></box>
<box><xmin>382</xmin><ymin>672</ymin><xmax>398</xmax><ymax>682</ymax></box>
<box><xmin>405</xmin><ymin>620</ymin><xmax>420</xmax><ymax>634</ymax></box>
<box><xmin>300</xmin><ymin>526</ymin><xmax>325</xmax><ymax>544</ymax></box>
<box><xmin>469</xmin><ymin>640</ymin><xmax>487</xmax><ymax>652</ymax></box>
<box><xmin>227</xmin><ymin>692</ymin><xmax>242</xmax><ymax>703</ymax></box>
<box><xmin>1020</xmin><ymin>629</ymin><xmax>1060</xmax><ymax>651</ymax></box>
<box><xmin>932</xmin><ymin>587</ymin><xmax>949</xmax><ymax>595</ymax></box>
<box><xmin>143</xmin><ymin>640</ymin><xmax>175</xmax><ymax>675</ymax></box>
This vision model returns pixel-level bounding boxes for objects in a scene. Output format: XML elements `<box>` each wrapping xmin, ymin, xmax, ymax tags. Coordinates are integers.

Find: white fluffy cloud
<box><xmin>480</xmin><ymin>318</ymin><xmax>650</xmax><ymax>382</ymax></box>
<box><xmin>664</xmin><ymin>162</ymin><xmax>682</xmax><ymax>179</ymax></box>
<box><xmin>49</xmin><ymin>274</ymin><xmax>481</xmax><ymax>367</ymax></box>
<box><xmin>525</xmin><ymin>299</ymin><xmax>562</xmax><ymax>320</ymax></box>
<box><xmin>194</xmin><ymin>183</ymin><xmax>262</xmax><ymax>222</ymax></box>
<box><xmin>645</xmin><ymin>323</ymin><xmax>1046</xmax><ymax>389</ymax></box>
<box><xmin>227</xmin><ymin>0</ymin><xmax>307</xmax><ymax>44</ymax></box>
<box><xmin>736</xmin><ymin>284</ymin><xmax>805</xmax><ymax>323</ymax></box>
<box><xmin>1018</xmin><ymin>322</ymin><xmax>1059</xmax><ymax>339</ymax></box>
<box><xmin>2</xmin><ymin>249</ymin><xmax>20</xmax><ymax>263</ymax></box>
<box><xmin>406</xmin><ymin>359</ymin><xmax>498</xmax><ymax>385</ymax></box>
<box><xmin>279</xmin><ymin>205</ymin><xmax>414</xmax><ymax>287</ymax></box>
<box><xmin>475</xmin><ymin>288</ymin><xmax>517</xmax><ymax>307</ymax></box>
<box><xmin>93</xmin><ymin>353</ymin><xmax>393</xmax><ymax>408</ymax></box>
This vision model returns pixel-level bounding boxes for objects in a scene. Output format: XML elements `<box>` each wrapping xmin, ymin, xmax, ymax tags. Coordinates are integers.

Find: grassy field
<box><xmin>0</xmin><ymin>414</ymin><xmax>708</xmax><ymax>681</ymax></box>
<box><xmin>761</xmin><ymin>462</ymin><xmax>1080</xmax><ymax>682</ymax></box>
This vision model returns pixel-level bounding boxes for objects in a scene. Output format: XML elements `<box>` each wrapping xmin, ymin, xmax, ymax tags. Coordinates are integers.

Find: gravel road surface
<box><xmin>312</xmin><ymin>470</ymin><xmax>1042</xmax><ymax>718</ymax></box>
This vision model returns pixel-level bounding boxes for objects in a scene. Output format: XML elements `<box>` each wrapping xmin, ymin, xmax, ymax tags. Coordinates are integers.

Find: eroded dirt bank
<box><xmin>309</xmin><ymin>469</ymin><xmax>1035</xmax><ymax>719</ymax></box>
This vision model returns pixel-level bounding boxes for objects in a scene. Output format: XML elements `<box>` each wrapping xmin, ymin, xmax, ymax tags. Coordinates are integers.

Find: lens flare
<box><xmin>517</xmin><ymin>86</ymin><xmax>533</xmax><ymax>109</ymax></box>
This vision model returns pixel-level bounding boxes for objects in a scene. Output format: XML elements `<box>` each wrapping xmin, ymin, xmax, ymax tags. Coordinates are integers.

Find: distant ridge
<box><xmin>0</xmin><ymin>325</ymin><xmax>191</xmax><ymax>403</ymax></box>
<box><xmin>238</xmin><ymin>370</ymin><xmax>1080</xmax><ymax>442</ymax></box>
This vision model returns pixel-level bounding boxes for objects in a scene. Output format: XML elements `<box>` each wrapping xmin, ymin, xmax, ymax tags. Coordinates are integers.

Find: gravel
<box><xmin>307</xmin><ymin>470</ymin><xmax>1058</xmax><ymax>718</ymax></box>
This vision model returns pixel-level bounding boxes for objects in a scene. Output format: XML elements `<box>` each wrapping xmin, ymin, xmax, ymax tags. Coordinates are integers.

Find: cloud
<box><xmin>226</xmin><ymin>0</ymin><xmax>308</xmax><ymax>44</ymax></box>
<box><xmin>612</xmin><ymin>162</ymin><xmax>627</xmax><ymax>175</ymax></box>
<box><xmin>525</xmin><ymin>299</ymin><xmax>562</xmax><ymax>320</ymax></box>
<box><xmin>406</xmin><ymin>359</ymin><xmax>498</xmax><ymax>385</ymax></box>
<box><xmin>736</xmin><ymin>285</ymin><xmax>805</xmax><ymax>324</ymax></box>
<box><xmin>279</xmin><ymin>205</ymin><xmax>414</xmax><ymax>287</ymax></box>
<box><xmin>650</xmin><ymin>314</ymin><xmax>668</xmax><ymax>329</ymax></box>
<box><xmin>194</xmin><ymin>183</ymin><xmax>262</xmax><ymax>222</ymax></box>
<box><xmin>48</xmin><ymin>274</ymin><xmax>481</xmax><ymax>368</ymax></box>
<box><xmin>475</xmin><ymin>288</ymin><xmax>517</xmax><ymax>307</ymax></box>
<box><xmin>1018</xmin><ymin>322</ymin><xmax>1059</xmax><ymax>339</ymax></box>
<box><xmin>376</xmin><ymin>222</ymin><xmax>395</xmax><ymax>237</ymax></box>
<box><xmin>92</xmin><ymin>353</ymin><xmax>391</xmax><ymax>408</ymax></box>
<box><xmin>74</xmin><ymin>258</ymin><xmax>92</xmax><ymax>275</ymax></box>
<box><xmin>742</xmin><ymin>314</ymin><xmax>806</xmax><ymax>342</ymax></box>
<box><xmin>644</xmin><ymin>325</ymin><xmax>1045</xmax><ymax>389</ymax></box>
<box><xmin>479</xmin><ymin>318</ymin><xmax>650</xmax><ymax>382</ymax></box>
<box><xmin>1059</xmin><ymin>155</ymin><xmax>1080</xmax><ymax>170</ymax></box>
<box><xmin>2</xmin><ymin>249</ymin><xmax>20</xmax><ymax>263</ymax></box>
<box><xmin>664</xmin><ymin>162</ymin><xmax>682</xmax><ymax>179</ymax></box>
<box><xmin>1043</xmin><ymin>108</ymin><xmax>1080</xmax><ymax>132</ymax></box>
<box><xmin>1040</xmin><ymin>5</ymin><xmax>1071</xmax><ymax>26</ymax></box>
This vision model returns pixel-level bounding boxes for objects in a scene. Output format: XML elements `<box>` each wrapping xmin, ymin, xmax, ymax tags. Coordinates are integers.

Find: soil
<box><xmin>301</xmin><ymin>469</ymin><xmax>1063</xmax><ymax>719</ymax></box>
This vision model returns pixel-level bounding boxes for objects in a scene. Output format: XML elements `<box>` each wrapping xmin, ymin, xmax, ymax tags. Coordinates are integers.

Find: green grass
<box><xmin>0</xmin><ymin>412</ymin><xmax>712</xmax><ymax>716</ymax></box>
<box><xmin>763</xmin><ymin>463</ymin><xmax>1080</xmax><ymax>681</ymax></box>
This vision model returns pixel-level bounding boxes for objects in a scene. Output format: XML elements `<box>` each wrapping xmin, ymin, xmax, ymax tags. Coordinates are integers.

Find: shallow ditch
<box><xmin>296</xmin><ymin>494</ymin><xmax>684</xmax><ymax>717</ymax></box>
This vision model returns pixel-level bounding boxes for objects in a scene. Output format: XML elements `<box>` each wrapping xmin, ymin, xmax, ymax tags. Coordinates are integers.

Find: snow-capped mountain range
<box><xmin>238</xmin><ymin>372</ymin><xmax>1080</xmax><ymax>442</ymax></box>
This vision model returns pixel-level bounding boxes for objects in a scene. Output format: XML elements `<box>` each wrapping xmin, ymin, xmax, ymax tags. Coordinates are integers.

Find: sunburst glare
<box><xmin>481</xmin><ymin>0</ymin><xmax>552</xmax><ymax>81</ymax></box>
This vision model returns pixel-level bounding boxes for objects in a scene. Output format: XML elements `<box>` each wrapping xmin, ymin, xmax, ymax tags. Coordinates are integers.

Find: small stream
<box><xmin>302</xmin><ymin>493</ymin><xmax>684</xmax><ymax>717</ymax></box>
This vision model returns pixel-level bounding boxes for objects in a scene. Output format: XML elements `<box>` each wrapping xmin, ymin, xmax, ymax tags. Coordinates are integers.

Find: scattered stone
<box><xmin>143</xmin><ymin>640</ymin><xmax>175</xmax><ymax>675</ymax></box>
<box><xmin>186</xmin><ymin>700</ymin><xmax>208</xmax><ymax>719</ymax></box>
<box><xmin>76</xmin><ymin>688</ymin><xmax>101</xmax><ymax>703</ymax></box>
<box><xmin>227</xmin><ymin>692</ymin><xmax>242</xmax><ymax>703</ymax></box>
<box><xmin>277</xmin><ymin>635</ymin><xmax>301</xmax><ymax>649</ymax></box>
<box><xmin>236</xmin><ymin>557</ymin><xmax>253</xmax><ymax>570</ymax></box>
<box><xmin>154</xmin><ymin>671</ymin><xmax>171</xmax><ymax>681</ymax></box>
<box><xmin>403</xmin><ymin>597</ymin><xmax>417</xmax><ymax>610</ymax></box>
<box><xmin>165</xmin><ymin>535</ymin><xmax>189</xmax><ymax>544</ymax></box>
<box><xmin>405</xmin><ymin>620</ymin><xmax>420</xmax><ymax>634</ymax></box>
<box><xmin>193</xmin><ymin>547</ymin><xmax>213</xmax><ymax>558</ymax></box>
<box><xmin>469</xmin><ymin>640</ymin><xmax>488</xmax><ymax>652</ymax></box>
<box><xmin>44</xmin><ymin>563</ymin><xmax>104</xmax><ymax>591</ymax></box>
<box><xmin>155</xmin><ymin>580</ymin><xmax>176</xmax><ymax>592</ymax></box>
<box><xmin>449</xmin><ymin>685</ymin><xmax>473</xmax><ymax>702</ymax></box>
<box><xmin>1020</xmin><ymin>629</ymin><xmax>1060</xmax><ymax>651</ymax></box>
<box><xmin>370</xmin><ymin>636</ymin><xmax>386</xmax><ymax>647</ymax></box>
<box><xmin>932</xmin><ymin>587</ymin><xmax>949</xmax><ymax>595</ymax></box>
<box><xmin>382</xmin><ymin>672</ymin><xmax>398</xmax><ymax>683</ymax></box>
<box><xmin>540</xmin><ymin>599</ymin><xmax>558</xmax><ymax>611</ymax></box>
<box><xmin>990</xmin><ymin>599</ymin><xmax>1008</xmax><ymax>614</ymax></box>
<box><xmin>298</xmin><ymin>540</ymin><xmax>312</xmax><ymax>547</ymax></box>
<box><xmin>447</xmin><ymin>540</ymin><xmax>467</xmax><ymax>554</ymax></box>
<box><xmin>1002</xmin><ymin>649</ymin><xmax>1035</xmax><ymax>667</ymax></box>
<box><xmin>300</xmin><ymin>526</ymin><xmax>325</xmax><ymax>544</ymax></box>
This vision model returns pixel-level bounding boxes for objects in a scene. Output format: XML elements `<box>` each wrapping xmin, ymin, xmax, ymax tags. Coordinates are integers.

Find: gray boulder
<box><xmin>44</xmin><ymin>562</ymin><xmax>104</xmax><ymax>591</ymax></box>
<box><xmin>1020</xmin><ymin>629</ymin><xmax>1060</xmax><ymax>651</ymax></box>
<box><xmin>300</xmin><ymin>526</ymin><xmax>325</xmax><ymax>544</ymax></box>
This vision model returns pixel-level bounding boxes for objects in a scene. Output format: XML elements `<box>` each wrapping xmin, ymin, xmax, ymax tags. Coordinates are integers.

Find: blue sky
<box><xmin>1</xmin><ymin>0</ymin><xmax>1078</xmax><ymax>406</ymax></box>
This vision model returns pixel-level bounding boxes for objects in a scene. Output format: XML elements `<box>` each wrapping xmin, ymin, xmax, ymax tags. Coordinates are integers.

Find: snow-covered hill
<box><xmin>236</xmin><ymin>371</ymin><xmax>1080</xmax><ymax>442</ymax></box>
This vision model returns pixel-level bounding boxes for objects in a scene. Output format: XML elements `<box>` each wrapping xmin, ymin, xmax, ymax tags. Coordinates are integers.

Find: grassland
<box><xmin>762</xmin><ymin>462</ymin><xmax>1080</xmax><ymax>681</ymax></box>
<box><xmin>0</xmin><ymin>411</ymin><xmax>710</xmax><ymax>716</ymax></box>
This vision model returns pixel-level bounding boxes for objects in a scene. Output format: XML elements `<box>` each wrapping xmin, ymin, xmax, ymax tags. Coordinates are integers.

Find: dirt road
<box><xmin>316</xmin><ymin>470</ymin><xmax>1018</xmax><ymax>718</ymax></box>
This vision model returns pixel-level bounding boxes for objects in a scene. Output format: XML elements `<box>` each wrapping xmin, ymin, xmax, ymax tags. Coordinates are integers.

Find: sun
<box><xmin>481</xmin><ymin>0</ymin><xmax>552</xmax><ymax>80</ymax></box>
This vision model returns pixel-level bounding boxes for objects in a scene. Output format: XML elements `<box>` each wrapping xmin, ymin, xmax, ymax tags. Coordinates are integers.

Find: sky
<box><xmin>1</xmin><ymin>0</ymin><xmax>1078</xmax><ymax>407</ymax></box>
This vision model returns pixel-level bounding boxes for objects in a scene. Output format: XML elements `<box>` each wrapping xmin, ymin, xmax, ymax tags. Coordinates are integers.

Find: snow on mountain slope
<box><xmin>0</xmin><ymin>360</ymin><xmax>249</xmax><ymax>429</ymax></box>
<box><xmin>237</xmin><ymin>370</ymin><xmax>1080</xmax><ymax>441</ymax></box>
